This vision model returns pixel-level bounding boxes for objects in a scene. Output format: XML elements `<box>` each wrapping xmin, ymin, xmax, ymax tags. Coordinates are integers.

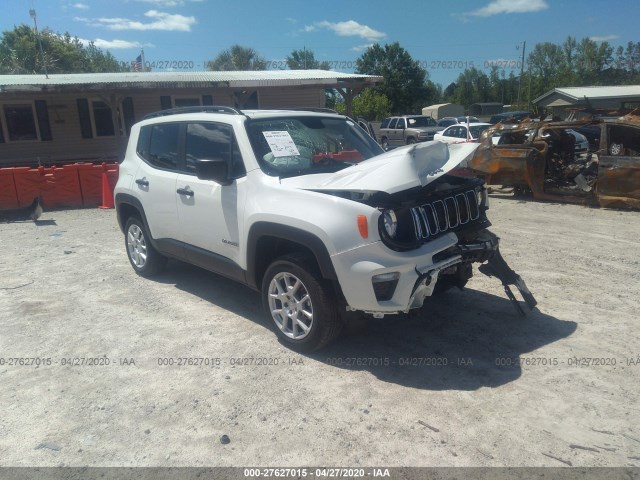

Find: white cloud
<box><xmin>78</xmin><ymin>38</ymin><xmax>154</xmax><ymax>49</ymax></box>
<box><xmin>467</xmin><ymin>0</ymin><xmax>548</xmax><ymax>17</ymax></box>
<box><xmin>72</xmin><ymin>3</ymin><xmax>89</xmax><ymax>9</ymax></box>
<box><xmin>590</xmin><ymin>34</ymin><xmax>619</xmax><ymax>42</ymax></box>
<box><xmin>351</xmin><ymin>43</ymin><xmax>373</xmax><ymax>52</ymax></box>
<box><xmin>307</xmin><ymin>20</ymin><xmax>386</xmax><ymax>41</ymax></box>
<box><xmin>79</xmin><ymin>10</ymin><xmax>196</xmax><ymax>31</ymax></box>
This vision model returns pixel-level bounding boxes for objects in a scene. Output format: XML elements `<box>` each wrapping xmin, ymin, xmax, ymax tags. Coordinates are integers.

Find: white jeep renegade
<box><xmin>115</xmin><ymin>106</ymin><xmax>536</xmax><ymax>351</ymax></box>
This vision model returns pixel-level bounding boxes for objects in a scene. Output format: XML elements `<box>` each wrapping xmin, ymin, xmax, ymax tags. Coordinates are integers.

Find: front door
<box><xmin>175</xmin><ymin>122</ymin><xmax>247</xmax><ymax>273</ymax></box>
<box><xmin>597</xmin><ymin>123</ymin><xmax>640</xmax><ymax>208</ymax></box>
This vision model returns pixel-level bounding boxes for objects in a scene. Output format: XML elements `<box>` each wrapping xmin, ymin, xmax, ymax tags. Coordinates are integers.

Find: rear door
<box><xmin>386</xmin><ymin>118</ymin><xmax>399</xmax><ymax>145</ymax></box>
<box><xmin>391</xmin><ymin>117</ymin><xmax>405</xmax><ymax>145</ymax></box>
<box><xmin>597</xmin><ymin>123</ymin><xmax>640</xmax><ymax>207</ymax></box>
<box><xmin>175</xmin><ymin>121</ymin><xmax>247</xmax><ymax>276</ymax></box>
<box><xmin>133</xmin><ymin>123</ymin><xmax>180</xmax><ymax>242</ymax></box>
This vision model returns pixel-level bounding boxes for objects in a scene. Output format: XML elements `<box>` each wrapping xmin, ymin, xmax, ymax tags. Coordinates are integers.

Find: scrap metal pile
<box><xmin>469</xmin><ymin>110</ymin><xmax>640</xmax><ymax>209</ymax></box>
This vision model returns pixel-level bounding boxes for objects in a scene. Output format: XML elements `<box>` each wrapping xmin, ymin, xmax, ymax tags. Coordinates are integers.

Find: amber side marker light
<box><xmin>357</xmin><ymin>215</ymin><xmax>368</xmax><ymax>238</ymax></box>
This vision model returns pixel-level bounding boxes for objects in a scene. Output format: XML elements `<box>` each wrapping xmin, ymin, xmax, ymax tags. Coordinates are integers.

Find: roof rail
<box><xmin>144</xmin><ymin>106</ymin><xmax>243</xmax><ymax>120</ymax></box>
<box><xmin>277</xmin><ymin>107</ymin><xmax>341</xmax><ymax>114</ymax></box>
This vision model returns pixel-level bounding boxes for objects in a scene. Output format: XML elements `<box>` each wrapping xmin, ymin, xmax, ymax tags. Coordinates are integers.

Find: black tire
<box><xmin>124</xmin><ymin>216</ymin><xmax>167</xmax><ymax>277</ymax></box>
<box><xmin>406</xmin><ymin>137</ymin><xmax>416</xmax><ymax>144</ymax></box>
<box><xmin>261</xmin><ymin>253</ymin><xmax>342</xmax><ymax>351</ymax></box>
<box><xmin>381</xmin><ymin>137</ymin><xmax>389</xmax><ymax>150</ymax></box>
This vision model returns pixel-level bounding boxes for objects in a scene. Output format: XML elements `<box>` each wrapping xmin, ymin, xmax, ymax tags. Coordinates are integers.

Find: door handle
<box><xmin>135</xmin><ymin>178</ymin><xmax>149</xmax><ymax>187</ymax></box>
<box><xmin>176</xmin><ymin>187</ymin><xmax>194</xmax><ymax>197</ymax></box>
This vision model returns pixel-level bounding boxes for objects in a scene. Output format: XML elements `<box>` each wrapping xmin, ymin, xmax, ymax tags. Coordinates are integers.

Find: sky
<box><xmin>2</xmin><ymin>0</ymin><xmax>639</xmax><ymax>87</ymax></box>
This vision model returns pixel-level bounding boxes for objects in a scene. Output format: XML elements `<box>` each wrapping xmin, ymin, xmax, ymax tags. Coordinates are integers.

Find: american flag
<box><xmin>131</xmin><ymin>54</ymin><xmax>142</xmax><ymax>72</ymax></box>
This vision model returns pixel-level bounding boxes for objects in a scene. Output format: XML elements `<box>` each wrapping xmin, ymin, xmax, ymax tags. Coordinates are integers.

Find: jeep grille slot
<box><xmin>411</xmin><ymin>189</ymin><xmax>480</xmax><ymax>239</ymax></box>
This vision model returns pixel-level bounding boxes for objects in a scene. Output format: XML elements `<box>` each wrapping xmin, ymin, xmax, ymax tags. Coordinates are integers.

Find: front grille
<box><xmin>411</xmin><ymin>189</ymin><xmax>480</xmax><ymax>240</ymax></box>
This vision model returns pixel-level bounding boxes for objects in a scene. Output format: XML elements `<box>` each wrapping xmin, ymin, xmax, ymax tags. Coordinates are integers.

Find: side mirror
<box><xmin>196</xmin><ymin>158</ymin><xmax>232</xmax><ymax>185</ymax></box>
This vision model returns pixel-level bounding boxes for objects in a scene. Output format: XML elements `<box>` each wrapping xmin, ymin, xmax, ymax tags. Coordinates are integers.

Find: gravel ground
<box><xmin>0</xmin><ymin>196</ymin><xmax>639</xmax><ymax>468</ymax></box>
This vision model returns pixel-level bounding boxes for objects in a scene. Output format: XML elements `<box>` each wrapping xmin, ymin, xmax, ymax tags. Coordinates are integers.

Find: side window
<box><xmin>136</xmin><ymin>125</ymin><xmax>152</xmax><ymax>159</ymax></box>
<box><xmin>380</xmin><ymin>118</ymin><xmax>390</xmax><ymax>129</ymax></box>
<box><xmin>388</xmin><ymin>118</ymin><xmax>398</xmax><ymax>129</ymax></box>
<box><xmin>397</xmin><ymin>118</ymin><xmax>406</xmax><ymax>129</ymax></box>
<box><xmin>147</xmin><ymin>123</ymin><xmax>180</xmax><ymax>170</ymax></box>
<box><xmin>184</xmin><ymin>122</ymin><xmax>246</xmax><ymax>178</ymax></box>
<box><xmin>445</xmin><ymin>127</ymin><xmax>456</xmax><ymax>137</ymax></box>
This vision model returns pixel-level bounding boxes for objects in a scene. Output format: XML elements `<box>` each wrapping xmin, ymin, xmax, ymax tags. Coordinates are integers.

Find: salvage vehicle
<box><xmin>115</xmin><ymin>106</ymin><xmax>536</xmax><ymax>351</ymax></box>
<box><xmin>469</xmin><ymin>111</ymin><xmax>640</xmax><ymax>209</ymax></box>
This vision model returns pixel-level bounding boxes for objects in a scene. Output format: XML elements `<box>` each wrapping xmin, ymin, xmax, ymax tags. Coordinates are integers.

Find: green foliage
<box><xmin>356</xmin><ymin>42</ymin><xmax>436</xmax><ymax>114</ymax></box>
<box><xmin>350</xmin><ymin>88</ymin><xmax>390</xmax><ymax>121</ymax></box>
<box><xmin>207</xmin><ymin>44</ymin><xmax>267</xmax><ymax>71</ymax></box>
<box><xmin>444</xmin><ymin>36</ymin><xmax>640</xmax><ymax>111</ymax></box>
<box><xmin>286</xmin><ymin>49</ymin><xmax>330</xmax><ymax>70</ymax></box>
<box><xmin>0</xmin><ymin>24</ymin><xmax>126</xmax><ymax>74</ymax></box>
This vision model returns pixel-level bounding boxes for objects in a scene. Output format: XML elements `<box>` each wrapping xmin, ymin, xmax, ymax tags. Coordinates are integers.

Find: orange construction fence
<box><xmin>0</xmin><ymin>162</ymin><xmax>119</xmax><ymax>210</ymax></box>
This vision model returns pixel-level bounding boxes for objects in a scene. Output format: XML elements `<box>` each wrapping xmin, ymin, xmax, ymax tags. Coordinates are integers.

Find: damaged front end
<box><xmin>360</xmin><ymin>172</ymin><xmax>537</xmax><ymax>316</ymax></box>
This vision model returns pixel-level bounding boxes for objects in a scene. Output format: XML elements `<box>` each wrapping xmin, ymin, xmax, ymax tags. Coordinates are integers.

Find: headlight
<box><xmin>382</xmin><ymin>210</ymin><xmax>398</xmax><ymax>238</ymax></box>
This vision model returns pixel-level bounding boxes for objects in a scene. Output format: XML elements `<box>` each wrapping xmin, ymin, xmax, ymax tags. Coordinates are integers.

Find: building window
<box><xmin>3</xmin><ymin>104</ymin><xmax>38</xmax><ymax>141</ymax></box>
<box><xmin>92</xmin><ymin>101</ymin><xmax>115</xmax><ymax>137</ymax></box>
<box><xmin>174</xmin><ymin>97</ymin><xmax>201</xmax><ymax>108</ymax></box>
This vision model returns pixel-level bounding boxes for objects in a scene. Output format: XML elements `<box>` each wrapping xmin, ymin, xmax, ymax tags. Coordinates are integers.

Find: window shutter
<box><xmin>202</xmin><ymin>95</ymin><xmax>213</xmax><ymax>106</ymax></box>
<box><xmin>160</xmin><ymin>96</ymin><xmax>172</xmax><ymax>110</ymax></box>
<box><xmin>122</xmin><ymin>97</ymin><xmax>135</xmax><ymax>136</ymax></box>
<box><xmin>34</xmin><ymin>100</ymin><xmax>52</xmax><ymax>141</ymax></box>
<box><xmin>76</xmin><ymin>99</ymin><xmax>93</xmax><ymax>139</ymax></box>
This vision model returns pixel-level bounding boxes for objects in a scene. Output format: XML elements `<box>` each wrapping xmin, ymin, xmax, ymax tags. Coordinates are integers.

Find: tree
<box><xmin>336</xmin><ymin>88</ymin><xmax>390</xmax><ymax>120</ymax></box>
<box><xmin>207</xmin><ymin>44</ymin><xmax>266</xmax><ymax>71</ymax></box>
<box><xmin>0</xmin><ymin>24</ymin><xmax>126</xmax><ymax>74</ymax></box>
<box><xmin>286</xmin><ymin>48</ymin><xmax>330</xmax><ymax>70</ymax></box>
<box><xmin>356</xmin><ymin>42</ymin><xmax>433</xmax><ymax>114</ymax></box>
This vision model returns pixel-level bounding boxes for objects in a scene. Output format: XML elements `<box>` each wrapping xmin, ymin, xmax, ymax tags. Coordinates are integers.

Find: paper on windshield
<box><xmin>262</xmin><ymin>131</ymin><xmax>300</xmax><ymax>158</ymax></box>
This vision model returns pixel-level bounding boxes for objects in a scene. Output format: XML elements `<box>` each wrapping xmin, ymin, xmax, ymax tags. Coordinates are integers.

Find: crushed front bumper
<box><xmin>333</xmin><ymin>229</ymin><xmax>536</xmax><ymax>317</ymax></box>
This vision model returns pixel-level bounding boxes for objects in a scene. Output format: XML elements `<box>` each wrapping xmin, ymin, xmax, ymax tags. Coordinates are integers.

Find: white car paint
<box><xmin>433</xmin><ymin>123</ymin><xmax>493</xmax><ymax>144</ymax></box>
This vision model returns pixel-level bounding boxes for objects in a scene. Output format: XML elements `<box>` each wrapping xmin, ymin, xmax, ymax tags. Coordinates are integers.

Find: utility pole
<box><xmin>516</xmin><ymin>41</ymin><xmax>526</xmax><ymax>109</ymax></box>
<box><xmin>29</xmin><ymin>8</ymin><xmax>48</xmax><ymax>78</ymax></box>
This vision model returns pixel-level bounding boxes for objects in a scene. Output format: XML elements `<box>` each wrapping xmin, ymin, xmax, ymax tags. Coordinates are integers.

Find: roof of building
<box><xmin>533</xmin><ymin>85</ymin><xmax>640</xmax><ymax>104</ymax></box>
<box><xmin>0</xmin><ymin>70</ymin><xmax>382</xmax><ymax>93</ymax></box>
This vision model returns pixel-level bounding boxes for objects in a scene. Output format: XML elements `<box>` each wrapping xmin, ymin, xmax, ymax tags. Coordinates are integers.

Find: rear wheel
<box><xmin>124</xmin><ymin>216</ymin><xmax>166</xmax><ymax>277</ymax></box>
<box><xmin>262</xmin><ymin>254</ymin><xmax>342</xmax><ymax>351</ymax></box>
<box><xmin>381</xmin><ymin>137</ymin><xmax>389</xmax><ymax>150</ymax></box>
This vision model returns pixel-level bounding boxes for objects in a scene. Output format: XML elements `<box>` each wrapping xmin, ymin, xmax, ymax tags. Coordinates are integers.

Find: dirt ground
<box><xmin>0</xmin><ymin>195</ymin><xmax>639</xmax><ymax>468</ymax></box>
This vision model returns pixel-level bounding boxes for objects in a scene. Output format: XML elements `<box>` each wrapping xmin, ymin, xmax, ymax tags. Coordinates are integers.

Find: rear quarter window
<box><xmin>139</xmin><ymin>123</ymin><xmax>180</xmax><ymax>170</ymax></box>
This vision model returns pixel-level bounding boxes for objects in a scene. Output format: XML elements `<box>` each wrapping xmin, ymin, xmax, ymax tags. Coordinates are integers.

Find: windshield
<box><xmin>407</xmin><ymin>116</ymin><xmax>436</xmax><ymax>127</ymax></box>
<box><xmin>247</xmin><ymin>116</ymin><xmax>384</xmax><ymax>178</ymax></box>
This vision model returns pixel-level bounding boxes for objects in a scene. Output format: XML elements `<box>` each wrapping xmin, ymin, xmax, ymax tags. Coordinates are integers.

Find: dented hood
<box><xmin>281</xmin><ymin>141</ymin><xmax>480</xmax><ymax>194</ymax></box>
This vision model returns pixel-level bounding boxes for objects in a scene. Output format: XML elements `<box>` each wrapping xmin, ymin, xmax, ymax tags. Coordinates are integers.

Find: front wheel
<box><xmin>124</xmin><ymin>216</ymin><xmax>166</xmax><ymax>277</ymax></box>
<box><xmin>381</xmin><ymin>137</ymin><xmax>389</xmax><ymax>150</ymax></box>
<box><xmin>406</xmin><ymin>137</ymin><xmax>416</xmax><ymax>144</ymax></box>
<box><xmin>262</xmin><ymin>254</ymin><xmax>342</xmax><ymax>351</ymax></box>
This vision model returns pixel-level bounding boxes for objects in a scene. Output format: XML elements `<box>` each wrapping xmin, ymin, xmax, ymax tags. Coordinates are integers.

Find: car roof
<box><xmin>448</xmin><ymin>122</ymin><xmax>492</xmax><ymax>127</ymax></box>
<box><xmin>139</xmin><ymin>107</ymin><xmax>348</xmax><ymax>126</ymax></box>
